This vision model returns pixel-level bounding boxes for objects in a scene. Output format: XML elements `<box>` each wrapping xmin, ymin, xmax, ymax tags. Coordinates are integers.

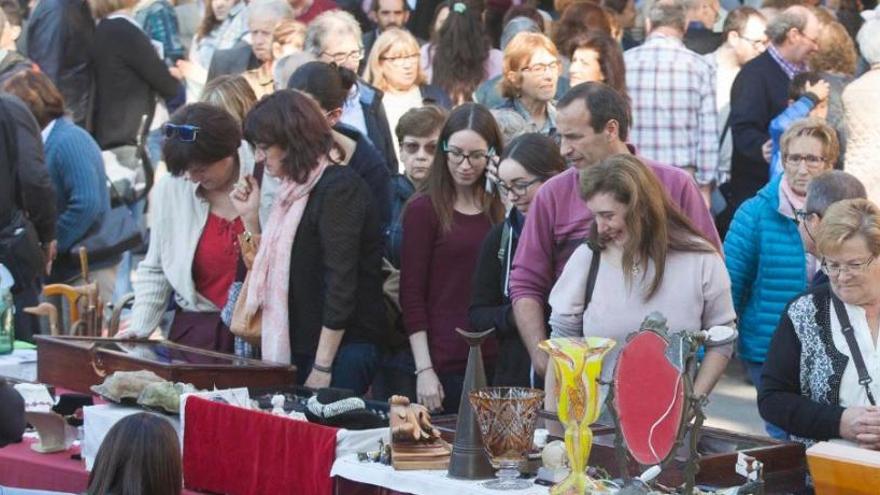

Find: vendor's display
<box><xmin>539</xmin><ymin>336</ymin><xmax>616</xmax><ymax>494</ymax></box>
<box><xmin>469</xmin><ymin>387</ymin><xmax>544</xmax><ymax>490</ymax></box>
<box><xmin>90</xmin><ymin>370</ymin><xmax>197</xmax><ymax>414</ymax></box>
<box><xmin>389</xmin><ymin>395</ymin><xmax>451</xmax><ymax>470</ymax></box>
<box><xmin>304</xmin><ymin>388</ymin><xmax>386</xmax><ymax>430</ymax></box>
<box><xmin>806</xmin><ymin>442</ymin><xmax>880</xmax><ymax>494</ymax></box>
<box><xmin>449</xmin><ymin>328</ymin><xmax>496</xmax><ymax>480</ymax></box>
<box><xmin>35</xmin><ymin>336</ymin><xmax>296</xmax><ymax>393</ymax></box>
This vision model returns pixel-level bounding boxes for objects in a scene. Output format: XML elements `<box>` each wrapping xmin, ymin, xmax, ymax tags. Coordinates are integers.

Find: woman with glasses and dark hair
<box><xmin>725</xmin><ymin>117</ymin><xmax>838</xmax><ymax>439</ymax></box>
<box><xmin>493</xmin><ymin>32</ymin><xmax>562</xmax><ymax>137</ymax></box>
<box><xmin>117</xmin><ymin>103</ymin><xmax>242</xmax><ymax>353</ymax></box>
<box><xmin>400</xmin><ymin>103</ymin><xmax>504</xmax><ymax>413</ymax></box>
<box><xmin>234</xmin><ymin>89</ymin><xmax>388</xmax><ymax>394</ymax></box>
<box><xmin>759</xmin><ymin>199</ymin><xmax>880</xmax><ymax>449</ymax></box>
<box><xmin>469</xmin><ymin>133</ymin><xmax>565</xmax><ymax>388</ymax></box>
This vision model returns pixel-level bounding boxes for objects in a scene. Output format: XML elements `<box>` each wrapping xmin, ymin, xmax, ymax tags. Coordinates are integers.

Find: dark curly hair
<box><xmin>431</xmin><ymin>0</ymin><xmax>492</xmax><ymax>104</ymax></box>
<box><xmin>286</xmin><ymin>61</ymin><xmax>358</xmax><ymax>111</ymax></box>
<box><xmin>553</xmin><ymin>2</ymin><xmax>613</xmax><ymax>55</ymax></box>
<box><xmin>243</xmin><ymin>89</ymin><xmax>337</xmax><ymax>183</ymax></box>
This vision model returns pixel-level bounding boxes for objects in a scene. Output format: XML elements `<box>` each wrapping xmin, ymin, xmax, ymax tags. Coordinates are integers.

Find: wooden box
<box><xmin>35</xmin><ymin>336</ymin><xmax>296</xmax><ymax>394</ymax></box>
<box><xmin>807</xmin><ymin>441</ymin><xmax>880</xmax><ymax>494</ymax></box>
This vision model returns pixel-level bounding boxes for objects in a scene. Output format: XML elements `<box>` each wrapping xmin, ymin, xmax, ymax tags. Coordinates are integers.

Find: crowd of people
<box><xmin>1</xmin><ymin>0</ymin><xmax>880</xmax><ymax>457</ymax></box>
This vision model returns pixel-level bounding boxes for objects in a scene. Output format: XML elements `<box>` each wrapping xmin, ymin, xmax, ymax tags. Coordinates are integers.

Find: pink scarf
<box><xmin>781</xmin><ymin>176</ymin><xmax>807</xmax><ymax>213</ymax></box>
<box><xmin>245</xmin><ymin>160</ymin><xmax>329</xmax><ymax>364</ymax></box>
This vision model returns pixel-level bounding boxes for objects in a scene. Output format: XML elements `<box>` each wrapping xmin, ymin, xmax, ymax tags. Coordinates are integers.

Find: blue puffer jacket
<box><xmin>724</xmin><ymin>173</ymin><xmax>808</xmax><ymax>364</ymax></box>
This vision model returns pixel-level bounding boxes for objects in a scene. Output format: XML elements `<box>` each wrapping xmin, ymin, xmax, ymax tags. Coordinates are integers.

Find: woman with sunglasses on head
<box><xmin>759</xmin><ymin>199</ymin><xmax>880</xmax><ymax>450</ymax></box>
<box><xmin>234</xmin><ymin>90</ymin><xmax>388</xmax><ymax>394</ymax></box>
<box><xmin>116</xmin><ymin>103</ymin><xmax>243</xmax><ymax>353</ymax></box>
<box><xmin>400</xmin><ymin>103</ymin><xmax>505</xmax><ymax>413</ymax></box>
<box><xmin>725</xmin><ymin>117</ymin><xmax>838</xmax><ymax>439</ymax></box>
<box><xmin>469</xmin><ymin>133</ymin><xmax>565</xmax><ymax>388</ymax></box>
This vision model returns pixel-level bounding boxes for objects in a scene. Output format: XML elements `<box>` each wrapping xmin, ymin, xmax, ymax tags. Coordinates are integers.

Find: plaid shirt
<box><xmin>766</xmin><ymin>43</ymin><xmax>807</xmax><ymax>80</ymax></box>
<box><xmin>625</xmin><ymin>33</ymin><xmax>719</xmax><ymax>185</ymax></box>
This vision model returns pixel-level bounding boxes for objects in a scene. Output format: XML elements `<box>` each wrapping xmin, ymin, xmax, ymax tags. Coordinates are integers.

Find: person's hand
<box><xmin>840</xmin><ymin>406</ymin><xmax>880</xmax><ymax>448</ymax></box>
<box><xmin>304</xmin><ymin>368</ymin><xmax>332</xmax><ymax>389</ymax></box>
<box><xmin>168</xmin><ymin>66</ymin><xmax>184</xmax><ymax>81</ymax></box>
<box><xmin>530</xmin><ymin>348</ymin><xmax>548</xmax><ymax>378</ymax></box>
<box><xmin>761</xmin><ymin>139</ymin><xmax>773</xmax><ymax>164</ymax></box>
<box><xmin>42</xmin><ymin>240</ymin><xmax>57</xmax><ymax>275</ymax></box>
<box><xmin>175</xmin><ymin>59</ymin><xmax>194</xmax><ymax>79</ymax></box>
<box><xmin>230</xmin><ymin>176</ymin><xmax>261</xmax><ymax>232</ymax></box>
<box><xmin>416</xmin><ymin>368</ymin><xmax>445</xmax><ymax>413</ymax></box>
<box><xmin>805</xmin><ymin>79</ymin><xmax>830</xmax><ymax>102</ymax></box>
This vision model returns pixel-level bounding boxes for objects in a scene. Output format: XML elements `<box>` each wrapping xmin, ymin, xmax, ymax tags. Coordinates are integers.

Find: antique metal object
<box><xmin>448</xmin><ymin>328</ymin><xmax>495</xmax><ymax>479</ymax></box>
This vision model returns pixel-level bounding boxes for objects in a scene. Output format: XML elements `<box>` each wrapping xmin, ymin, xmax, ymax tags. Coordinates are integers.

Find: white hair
<box><xmin>857</xmin><ymin>19</ymin><xmax>880</xmax><ymax>65</ymax></box>
<box><xmin>304</xmin><ymin>10</ymin><xmax>363</xmax><ymax>56</ymax></box>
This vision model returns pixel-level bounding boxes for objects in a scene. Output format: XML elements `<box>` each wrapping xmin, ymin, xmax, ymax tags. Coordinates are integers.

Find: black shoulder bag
<box><xmin>831</xmin><ymin>294</ymin><xmax>877</xmax><ymax>406</ymax></box>
<box><xmin>584</xmin><ymin>243</ymin><xmax>602</xmax><ymax>311</ymax></box>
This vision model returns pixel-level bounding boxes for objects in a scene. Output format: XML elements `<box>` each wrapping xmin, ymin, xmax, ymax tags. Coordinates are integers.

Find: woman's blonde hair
<box><xmin>363</xmin><ymin>27</ymin><xmax>426</xmax><ymax>91</ymax></box>
<box><xmin>816</xmin><ymin>199</ymin><xmax>880</xmax><ymax>258</ymax></box>
<box><xmin>90</xmin><ymin>0</ymin><xmax>138</xmax><ymax>19</ymax></box>
<box><xmin>809</xmin><ymin>21</ymin><xmax>858</xmax><ymax>76</ymax></box>
<box><xmin>580</xmin><ymin>153</ymin><xmax>716</xmax><ymax>299</ymax></box>
<box><xmin>780</xmin><ymin>117</ymin><xmax>840</xmax><ymax>167</ymax></box>
<box><xmin>272</xmin><ymin>19</ymin><xmax>307</xmax><ymax>51</ymax></box>
<box><xmin>500</xmin><ymin>32</ymin><xmax>560</xmax><ymax>99</ymax></box>
<box><xmin>200</xmin><ymin>75</ymin><xmax>257</xmax><ymax>123</ymax></box>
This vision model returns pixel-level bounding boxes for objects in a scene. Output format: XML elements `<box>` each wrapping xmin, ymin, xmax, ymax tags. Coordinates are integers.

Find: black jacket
<box><xmin>287</xmin><ymin>165</ymin><xmax>389</xmax><ymax>356</ymax></box>
<box><xmin>26</xmin><ymin>0</ymin><xmax>94</xmax><ymax>128</ymax></box>
<box><xmin>335</xmin><ymin>124</ymin><xmax>392</xmax><ymax>234</ymax></box>
<box><xmin>0</xmin><ymin>94</ymin><xmax>57</xmax><ymax>244</ymax></box>
<box><xmin>728</xmin><ymin>50</ymin><xmax>790</xmax><ymax>208</ymax></box>
<box><xmin>468</xmin><ymin>209</ymin><xmax>537</xmax><ymax>388</ymax></box>
<box><xmin>683</xmin><ymin>25</ymin><xmax>722</xmax><ymax>55</ymax></box>
<box><xmin>356</xmin><ymin>80</ymin><xmax>398</xmax><ymax>174</ymax></box>
<box><xmin>90</xmin><ymin>18</ymin><xmax>180</xmax><ymax>149</ymax></box>
<box><xmin>758</xmin><ymin>284</ymin><xmax>847</xmax><ymax>443</ymax></box>
<box><xmin>206</xmin><ymin>41</ymin><xmax>260</xmax><ymax>83</ymax></box>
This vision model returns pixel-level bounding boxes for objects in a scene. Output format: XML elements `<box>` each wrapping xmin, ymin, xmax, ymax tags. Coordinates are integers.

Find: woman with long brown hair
<box><xmin>400</xmin><ymin>103</ymin><xmax>504</xmax><ymax>413</ymax></box>
<box><xmin>545</xmin><ymin>154</ymin><xmax>735</xmax><ymax>413</ymax></box>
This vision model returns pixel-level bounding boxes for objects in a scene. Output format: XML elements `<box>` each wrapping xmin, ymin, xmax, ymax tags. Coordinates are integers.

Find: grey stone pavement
<box><xmin>702</xmin><ymin>359</ymin><xmax>767</xmax><ymax>437</ymax></box>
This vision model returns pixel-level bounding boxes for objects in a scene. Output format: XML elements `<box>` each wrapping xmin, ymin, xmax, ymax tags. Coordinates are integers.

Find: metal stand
<box><xmin>447</xmin><ymin>328</ymin><xmax>495</xmax><ymax>479</ymax></box>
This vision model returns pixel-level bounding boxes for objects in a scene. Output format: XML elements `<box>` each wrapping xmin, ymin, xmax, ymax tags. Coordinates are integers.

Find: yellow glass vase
<box><xmin>539</xmin><ymin>337</ymin><xmax>616</xmax><ymax>495</ymax></box>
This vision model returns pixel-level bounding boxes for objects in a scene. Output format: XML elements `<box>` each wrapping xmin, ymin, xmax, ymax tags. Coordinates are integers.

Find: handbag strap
<box><xmin>831</xmin><ymin>293</ymin><xmax>876</xmax><ymax>406</ymax></box>
<box><xmin>584</xmin><ymin>243</ymin><xmax>601</xmax><ymax>311</ymax></box>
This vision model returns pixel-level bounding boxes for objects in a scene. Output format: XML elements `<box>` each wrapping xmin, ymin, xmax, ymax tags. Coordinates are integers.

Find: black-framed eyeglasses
<box><xmin>496</xmin><ymin>177</ymin><xmax>543</xmax><ymax>199</ymax></box>
<box><xmin>401</xmin><ymin>140</ymin><xmax>438</xmax><ymax>156</ymax></box>
<box><xmin>784</xmin><ymin>153</ymin><xmax>827</xmax><ymax>171</ymax></box>
<box><xmin>443</xmin><ymin>142</ymin><xmax>496</xmax><ymax>167</ymax></box>
<box><xmin>163</xmin><ymin>123</ymin><xmax>200</xmax><ymax>142</ymax></box>
<box><xmin>820</xmin><ymin>256</ymin><xmax>876</xmax><ymax>277</ymax></box>
<box><xmin>521</xmin><ymin>61</ymin><xmax>560</xmax><ymax>75</ymax></box>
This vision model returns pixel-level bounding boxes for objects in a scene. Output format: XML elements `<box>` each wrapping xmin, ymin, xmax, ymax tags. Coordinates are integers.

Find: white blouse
<box><xmin>830</xmin><ymin>301</ymin><xmax>880</xmax><ymax>408</ymax></box>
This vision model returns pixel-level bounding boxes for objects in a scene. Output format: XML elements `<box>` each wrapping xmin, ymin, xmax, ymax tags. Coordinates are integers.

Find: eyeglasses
<box><xmin>784</xmin><ymin>153</ymin><xmax>827</xmax><ymax>171</ymax></box>
<box><xmin>521</xmin><ymin>61</ymin><xmax>560</xmax><ymax>75</ymax></box>
<box><xmin>794</xmin><ymin>208</ymin><xmax>815</xmax><ymax>224</ymax></box>
<box><xmin>380</xmin><ymin>53</ymin><xmax>419</xmax><ymax>65</ymax></box>
<box><xmin>821</xmin><ymin>256</ymin><xmax>875</xmax><ymax>276</ymax></box>
<box><xmin>741</xmin><ymin>36</ymin><xmax>768</xmax><ymax>51</ymax></box>
<box><xmin>163</xmin><ymin>123</ymin><xmax>199</xmax><ymax>142</ymax></box>
<box><xmin>496</xmin><ymin>177</ymin><xmax>542</xmax><ymax>199</ymax></box>
<box><xmin>443</xmin><ymin>142</ymin><xmax>496</xmax><ymax>167</ymax></box>
<box><xmin>401</xmin><ymin>140</ymin><xmax>437</xmax><ymax>156</ymax></box>
<box><xmin>797</xmin><ymin>28</ymin><xmax>820</xmax><ymax>46</ymax></box>
<box><xmin>321</xmin><ymin>48</ymin><xmax>364</xmax><ymax>65</ymax></box>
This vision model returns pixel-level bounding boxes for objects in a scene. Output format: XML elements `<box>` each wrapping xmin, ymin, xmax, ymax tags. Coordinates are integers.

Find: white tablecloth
<box><xmin>331</xmin><ymin>454</ymin><xmax>550</xmax><ymax>495</ymax></box>
<box><xmin>82</xmin><ymin>404</ymin><xmax>181</xmax><ymax>470</ymax></box>
<box><xmin>0</xmin><ymin>349</ymin><xmax>37</xmax><ymax>382</ymax></box>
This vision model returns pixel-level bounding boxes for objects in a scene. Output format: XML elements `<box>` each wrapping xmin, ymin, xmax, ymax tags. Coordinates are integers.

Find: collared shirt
<box><xmin>767</xmin><ymin>43</ymin><xmax>807</xmax><ymax>80</ymax></box>
<box><xmin>624</xmin><ymin>33</ymin><xmax>719</xmax><ymax>185</ymax></box>
<box><xmin>341</xmin><ymin>83</ymin><xmax>369</xmax><ymax>138</ymax></box>
<box><xmin>40</xmin><ymin>118</ymin><xmax>57</xmax><ymax>144</ymax></box>
<box><xmin>508</xmin><ymin>98</ymin><xmax>557</xmax><ymax>137</ymax></box>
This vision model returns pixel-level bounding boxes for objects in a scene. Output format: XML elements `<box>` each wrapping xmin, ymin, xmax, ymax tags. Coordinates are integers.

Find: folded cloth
<box><xmin>183</xmin><ymin>396</ymin><xmax>338</xmax><ymax>495</ymax></box>
<box><xmin>304</xmin><ymin>388</ymin><xmax>386</xmax><ymax>430</ymax></box>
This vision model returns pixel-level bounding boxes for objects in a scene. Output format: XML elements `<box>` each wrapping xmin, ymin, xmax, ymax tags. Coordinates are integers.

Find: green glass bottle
<box><xmin>0</xmin><ymin>265</ymin><xmax>15</xmax><ymax>355</ymax></box>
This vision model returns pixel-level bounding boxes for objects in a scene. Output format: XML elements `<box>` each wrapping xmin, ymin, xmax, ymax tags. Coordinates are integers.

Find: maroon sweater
<box><xmin>400</xmin><ymin>195</ymin><xmax>498</xmax><ymax>375</ymax></box>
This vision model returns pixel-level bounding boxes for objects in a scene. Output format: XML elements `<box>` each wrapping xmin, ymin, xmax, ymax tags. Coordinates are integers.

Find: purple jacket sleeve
<box><xmin>508</xmin><ymin>183</ymin><xmax>556</xmax><ymax>304</ymax></box>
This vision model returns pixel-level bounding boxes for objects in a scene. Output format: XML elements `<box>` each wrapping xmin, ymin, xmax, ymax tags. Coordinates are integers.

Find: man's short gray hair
<box><xmin>648</xmin><ymin>0</ymin><xmax>688</xmax><ymax>33</ymax></box>
<box><xmin>248</xmin><ymin>0</ymin><xmax>295</xmax><ymax>22</ymax></box>
<box><xmin>765</xmin><ymin>5</ymin><xmax>811</xmax><ymax>46</ymax></box>
<box><xmin>805</xmin><ymin>171</ymin><xmax>867</xmax><ymax>216</ymax></box>
<box><xmin>304</xmin><ymin>10</ymin><xmax>363</xmax><ymax>56</ymax></box>
<box><xmin>857</xmin><ymin>19</ymin><xmax>880</xmax><ymax>65</ymax></box>
<box><xmin>274</xmin><ymin>52</ymin><xmax>316</xmax><ymax>90</ymax></box>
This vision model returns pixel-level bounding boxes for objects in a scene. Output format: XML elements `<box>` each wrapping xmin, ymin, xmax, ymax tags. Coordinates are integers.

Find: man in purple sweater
<box><xmin>509</xmin><ymin>82</ymin><xmax>721</xmax><ymax>376</ymax></box>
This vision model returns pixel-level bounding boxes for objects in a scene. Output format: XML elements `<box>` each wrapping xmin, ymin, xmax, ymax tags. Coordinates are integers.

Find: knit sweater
<box><xmin>724</xmin><ymin>173</ymin><xmax>808</xmax><ymax>364</ymax></box>
<box><xmin>43</xmin><ymin>118</ymin><xmax>110</xmax><ymax>252</ymax></box>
